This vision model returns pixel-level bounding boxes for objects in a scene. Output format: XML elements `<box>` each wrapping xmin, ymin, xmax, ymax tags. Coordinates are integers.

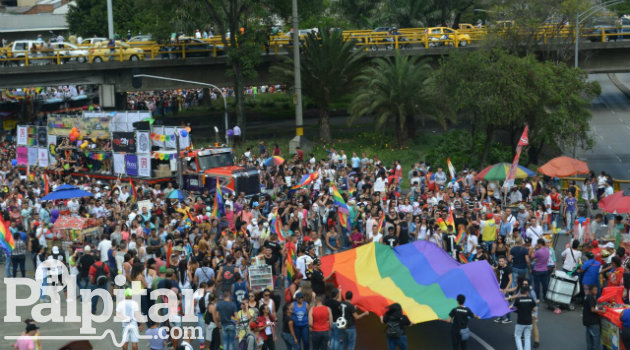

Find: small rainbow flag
<box><xmin>129</xmin><ymin>179</ymin><xmax>137</xmax><ymax>204</ymax></box>
<box><xmin>271</xmin><ymin>210</ymin><xmax>284</xmax><ymax>241</ymax></box>
<box><xmin>212</xmin><ymin>180</ymin><xmax>224</xmax><ymax>218</ymax></box>
<box><xmin>332</xmin><ymin>185</ymin><xmax>349</xmax><ymax>215</ymax></box>
<box><xmin>0</xmin><ymin>216</ymin><xmax>15</xmax><ymax>254</ymax></box>
<box><xmin>286</xmin><ymin>244</ymin><xmax>297</xmax><ymax>281</ymax></box>
<box><xmin>446</xmin><ymin>208</ymin><xmax>454</xmax><ymax>230</ymax></box>
<box><xmin>455</xmin><ymin>225</ymin><xmax>466</xmax><ymax>245</ymax></box>
<box><xmin>447</xmin><ymin>158</ymin><xmax>456</xmax><ymax>182</ymax></box>
<box><xmin>42</xmin><ymin>173</ymin><xmax>50</xmax><ymax>195</ymax></box>
<box><xmin>458</xmin><ymin>252</ymin><xmax>469</xmax><ymax>264</ymax></box>
<box><xmin>376</xmin><ymin>212</ymin><xmax>385</xmax><ymax>234</ymax></box>
<box><xmin>291</xmin><ymin>172</ymin><xmax>319</xmax><ymax>190</ymax></box>
<box><xmin>165</xmin><ymin>241</ymin><xmax>173</xmax><ymax>267</ymax></box>
<box><xmin>436</xmin><ymin>218</ymin><xmax>447</xmax><ymax>232</ymax></box>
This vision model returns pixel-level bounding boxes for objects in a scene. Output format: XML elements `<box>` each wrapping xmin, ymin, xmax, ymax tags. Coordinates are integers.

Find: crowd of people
<box><xmin>2</xmin><ymin>135</ymin><xmax>630</xmax><ymax>350</ymax></box>
<box><xmin>126</xmin><ymin>85</ymin><xmax>286</xmax><ymax>116</ymax></box>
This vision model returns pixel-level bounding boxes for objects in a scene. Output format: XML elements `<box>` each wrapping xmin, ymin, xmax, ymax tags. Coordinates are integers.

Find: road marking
<box><xmin>471</xmin><ymin>331</ymin><xmax>496</xmax><ymax>350</ymax></box>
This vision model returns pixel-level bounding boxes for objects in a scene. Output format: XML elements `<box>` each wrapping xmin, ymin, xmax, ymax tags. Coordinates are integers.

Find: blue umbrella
<box><xmin>167</xmin><ymin>189</ymin><xmax>187</xmax><ymax>201</ymax></box>
<box><xmin>41</xmin><ymin>184</ymin><xmax>94</xmax><ymax>201</ymax></box>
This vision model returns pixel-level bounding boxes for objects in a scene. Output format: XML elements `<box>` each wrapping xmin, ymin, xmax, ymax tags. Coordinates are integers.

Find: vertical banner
<box><xmin>47</xmin><ymin>134</ymin><xmax>57</xmax><ymax>165</ymax></box>
<box><xmin>28</xmin><ymin>147</ymin><xmax>38</xmax><ymax>166</ymax></box>
<box><xmin>136</xmin><ymin>131</ymin><xmax>151</xmax><ymax>154</ymax></box>
<box><xmin>37</xmin><ymin>148</ymin><xmax>49</xmax><ymax>167</ymax></box>
<box><xmin>503</xmin><ymin>126</ymin><xmax>529</xmax><ymax>189</ymax></box>
<box><xmin>164</xmin><ymin>127</ymin><xmax>176</xmax><ymax>148</ymax></box>
<box><xmin>37</xmin><ymin>127</ymin><xmax>47</xmax><ymax>147</ymax></box>
<box><xmin>17</xmin><ymin>126</ymin><xmax>28</xmax><ymax>145</ymax></box>
<box><xmin>16</xmin><ymin>147</ymin><xmax>28</xmax><ymax>165</ymax></box>
<box><xmin>138</xmin><ymin>155</ymin><xmax>151</xmax><ymax>177</ymax></box>
<box><xmin>113</xmin><ymin>153</ymin><xmax>126</xmax><ymax>175</ymax></box>
<box><xmin>125</xmin><ymin>154</ymin><xmax>138</xmax><ymax>176</ymax></box>
<box><xmin>177</xmin><ymin>128</ymin><xmax>191</xmax><ymax>148</ymax></box>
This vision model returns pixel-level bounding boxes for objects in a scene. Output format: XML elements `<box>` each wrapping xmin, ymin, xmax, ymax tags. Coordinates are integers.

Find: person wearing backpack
<box><xmin>88</xmin><ymin>258</ymin><xmax>110</xmax><ymax>314</ymax></box>
<box><xmin>444</xmin><ymin>294</ymin><xmax>479</xmax><ymax>350</ymax></box>
<box><xmin>381</xmin><ymin>303</ymin><xmax>411</xmax><ymax>350</ymax></box>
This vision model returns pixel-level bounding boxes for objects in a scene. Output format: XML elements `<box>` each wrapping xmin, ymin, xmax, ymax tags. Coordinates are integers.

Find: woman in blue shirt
<box><xmin>581</xmin><ymin>252</ymin><xmax>602</xmax><ymax>294</ymax></box>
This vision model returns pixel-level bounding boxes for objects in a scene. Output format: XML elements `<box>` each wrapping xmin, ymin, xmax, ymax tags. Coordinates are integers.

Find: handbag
<box><xmin>460</xmin><ymin>327</ymin><xmax>471</xmax><ymax>341</ymax></box>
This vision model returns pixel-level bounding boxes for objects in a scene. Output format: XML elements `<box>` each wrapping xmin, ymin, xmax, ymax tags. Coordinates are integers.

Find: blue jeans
<box><xmin>89</xmin><ymin>283</ymin><xmax>109</xmax><ymax>314</ymax></box>
<box><xmin>339</xmin><ymin>327</ymin><xmax>357</xmax><ymax>350</ymax></box>
<box><xmin>566</xmin><ymin>211</ymin><xmax>576</xmax><ymax>231</ymax></box>
<box><xmin>222</xmin><ymin>324</ymin><xmax>236</xmax><ymax>350</ymax></box>
<box><xmin>282</xmin><ymin>331</ymin><xmax>299</xmax><ymax>350</ymax></box>
<box><xmin>586</xmin><ymin>324</ymin><xmax>601</xmax><ymax>350</ymax></box>
<box><xmin>197</xmin><ymin>312</ymin><xmax>206</xmax><ymax>344</ymax></box>
<box><xmin>514</xmin><ymin>324</ymin><xmax>532</xmax><ymax>350</ymax></box>
<box><xmin>294</xmin><ymin>324</ymin><xmax>309</xmax><ymax>350</ymax></box>
<box><xmin>330</xmin><ymin>324</ymin><xmax>340</xmax><ymax>350</ymax></box>
<box><xmin>4</xmin><ymin>252</ymin><xmax>12</xmax><ymax>276</ymax></box>
<box><xmin>386</xmin><ymin>335</ymin><xmax>408</xmax><ymax>350</ymax></box>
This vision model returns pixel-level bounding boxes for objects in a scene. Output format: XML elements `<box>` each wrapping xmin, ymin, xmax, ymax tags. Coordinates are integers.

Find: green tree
<box><xmin>435</xmin><ymin>49</ymin><xmax>599</xmax><ymax>165</ymax></box>
<box><xmin>273</xmin><ymin>29</ymin><xmax>365</xmax><ymax>141</ymax></box>
<box><xmin>67</xmin><ymin>0</ymin><xmax>151</xmax><ymax>37</ymax></box>
<box><xmin>349</xmin><ymin>53</ymin><xmax>444</xmax><ymax>146</ymax></box>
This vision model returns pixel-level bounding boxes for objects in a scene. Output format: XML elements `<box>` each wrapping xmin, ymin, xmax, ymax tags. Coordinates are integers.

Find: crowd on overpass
<box><xmin>2</xmin><ymin>130</ymin><xmax>630</xmax><ymax>350</ymax></box>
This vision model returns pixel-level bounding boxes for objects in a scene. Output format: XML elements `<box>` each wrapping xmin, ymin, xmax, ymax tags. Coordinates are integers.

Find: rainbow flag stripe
<box><xmin>271</xmin><ymin>211</ymin><xmax>284</xmax><ymax>241</ymax></box>
<box><xmin>321</xmin><ymin>241</ymin><xmax>508</xmax><ymax>323</ymax></box>
<box><xmin>212</xmin><ymin>180</ymin><xmax>224</xmax><ymax>218</ymax></box>
<box><xmin>0</xmin><ymin>216</ymin><xmax>15</xmax><ymax>253</ymax></box>
<box><xmin>376</xmin><ymin>212</ymin><xmax>385</xmax><ymax>234</ymax></box>
<box><xmin>291</xmin><ymin>172</ymin><xmax>319</xmax><ymax>190</ymax></box>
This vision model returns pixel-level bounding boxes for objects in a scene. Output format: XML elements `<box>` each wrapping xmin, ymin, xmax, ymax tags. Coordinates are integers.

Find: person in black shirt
<box><xmin>513</xmin><ymin>285</ymin><xmax>537</xmax><ymax>350</ymax></box>
<box><xmin>338</xmin><ymin>291</ymin><xmax>369</xmax><ymax>350</ymax></box>
<box><xmin>77</xmin><ymin>245</ymin><xmax>95</xmax><ymax>290</ymax></box>
<box><xmin>494</xmin><ymin>256</ymin><xmax>513</xmax><ymax>323</ymax></box>
<box><xmin>444</xmin><ymin>294</ymin><xmax>479</xmax><ymax>350</ymax></box>
<box><xmin>583</xmin><ymin>285</ymin><xmax>605</xmax><ymax>350</ymax></box>
<box><xmin>381</xmin><ymin>303</ymin><xmax>411</xmax><ymax>350</ymax></box>
<box><xmin>308</xmin><ymin>258</ymin><xmax>325</xmax><ymax>296</ymax></box>
<box><xmin>325</xmin><ymin>288</ymin><xmax>343</xmax><ymax>349</ymax></box>
<box><xmin>397</xmin><ymin>213</ymin><xmax>410</xmax><ymax>245</ymax></box>
<box><xmin>384</xmin><ymin>226</ymin><xmax>399</xmax><ymax>247</ymax></box>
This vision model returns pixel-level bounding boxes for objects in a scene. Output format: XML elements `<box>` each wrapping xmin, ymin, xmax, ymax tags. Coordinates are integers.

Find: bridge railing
<box><xmin>0</xmin><ymin>26</ymin><xmax>627</xmax><ymax>67</ymax></box>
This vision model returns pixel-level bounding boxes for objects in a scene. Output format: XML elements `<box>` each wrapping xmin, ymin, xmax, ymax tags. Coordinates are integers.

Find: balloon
<box><xmin>80</xmin><ymin>142</ymin><xmax>88</xmax><ymax>149</ymax></box>
<box><xmin>76</xmin><ymin>140</ymin><xmax>83</xmax><ymax>147</ymax></box>
<box><xmin>227</xmin><ymin>129</ymin><xmax>234</xmax><ymax>136</ymax></box>
<box><xmin>69</xmin><ymin>134</ymin><xmax>77</xmax><ymax>142</ymax></box>
<box><xmin>71</xmin><ymin>127</ymin><xmax>78</xmax><ymax>133</ymax></box>
<box><xmin>11</xmin><ymin>159</ymin><xmax>17</xmax><ymax>166</ymax></box>
<box><xmin>180</xmin><ymin>130</ymin><xmax>188</xmax><ymax>138</ymax></box>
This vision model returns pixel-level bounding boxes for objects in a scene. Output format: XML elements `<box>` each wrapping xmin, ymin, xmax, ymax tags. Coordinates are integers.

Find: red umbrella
<box><xmin>598</xmin><ymin>189</ymin><xmax>630</xmax><ymax>214</ymax></box>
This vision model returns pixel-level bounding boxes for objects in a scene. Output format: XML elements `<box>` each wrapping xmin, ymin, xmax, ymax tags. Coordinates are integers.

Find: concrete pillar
<box><xmin>99</xmin><ymin>84</ymin><xmax>116</xmax><ymax>109</ymax></box>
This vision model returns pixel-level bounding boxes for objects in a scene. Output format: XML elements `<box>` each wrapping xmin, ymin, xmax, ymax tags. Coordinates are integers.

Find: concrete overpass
<box><xmin>0</xmin><ymin>41</ymin><xmax>628</xmax><ymax>106</ymax></box>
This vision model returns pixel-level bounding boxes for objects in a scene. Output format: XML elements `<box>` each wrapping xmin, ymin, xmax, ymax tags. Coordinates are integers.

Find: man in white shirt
<box><xmin>525</xmin><ymin>218</ymin><xmax>543</xmax><ymax>242</ymax></box>
<box><xmin>118</xmin><ymin>187</ymin><xmax>130</xmax><ymax>203</ymax></box>
<box><xmin>295</xmin><ymin>248</ymin><xmax>313</xmax><ymax>280</ymax></box>
<box><xmin>561</xmin><ymin>239</ymin><xmax>582</xmax><ymax>272</ymax></box>
<box><xmin>233</xmin><ymin>125</ymin><xmax>242</xmax><ymax>145</ymax></box>
<box><xmin>434</xmin><ymin>167</ymin><xmax>447</xmax><ymax>187</ymax></box>
<box><xmin>67</xmin><ymin>198</ymin><xmax>80</xmax><ymax>215</ymax></box>
<box><xmin>97</xmin><ymin>235</ymin><xmax>112</xmax><ymax>263</ymax></box>
<box><xmin>115</xmin><ymin>289</ymin><xmax>142</xmax><ymax>350</ymax></box>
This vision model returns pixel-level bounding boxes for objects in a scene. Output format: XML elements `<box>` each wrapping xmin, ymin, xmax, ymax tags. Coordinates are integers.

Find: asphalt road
<box><xmin>575</xmin><ymin>73</ymin><xmax>630</xmax><ymax>181</ymax></box>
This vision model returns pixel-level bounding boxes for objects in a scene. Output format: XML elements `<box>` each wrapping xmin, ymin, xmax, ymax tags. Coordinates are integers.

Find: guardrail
<box><xmin>1</xmin><ymin>26</ymin><xmax>628</xmax><ymax>67</ymax></box>
<box><xmin>561</xmin><ymin>177</ymin><xmax>630</xmax><ymax>192</ymax></box>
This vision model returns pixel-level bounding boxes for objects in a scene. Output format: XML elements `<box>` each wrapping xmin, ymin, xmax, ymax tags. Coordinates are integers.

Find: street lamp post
<box><xmin>574</xmin><ymin>0</ymin><xmax>624</xmax><ymax>68</ymax></box>
<box><xmin>133</xmin><ymin>74</ymin><xmax>229</xmax><ymax>145</ymax></box>
<box><xmin>292</xmin><ymin>0</ymin><xmax>303</xmax><ymax>138</ymax></box>
<box><xmin>106</xmin><ymin>0</ymin><xmax>114</xmax><ymax>40</ymax></box>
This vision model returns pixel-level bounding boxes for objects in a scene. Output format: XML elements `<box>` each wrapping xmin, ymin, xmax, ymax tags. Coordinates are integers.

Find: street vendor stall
<box><xmin>52</xmin><ymin>215</ymin><xmax>99</xmax><ymax>247</ymax></box>
<box><xmin>599</xmin><ymin>286</ymin><xmax>629</xmax><ymax>350</ymax></box>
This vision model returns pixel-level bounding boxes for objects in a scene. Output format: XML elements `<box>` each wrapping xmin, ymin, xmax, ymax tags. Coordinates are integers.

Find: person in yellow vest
<box><xmin>480</xmin><ymin>213</ymin><xmax>497</xmax><ymax>252</ymax></box>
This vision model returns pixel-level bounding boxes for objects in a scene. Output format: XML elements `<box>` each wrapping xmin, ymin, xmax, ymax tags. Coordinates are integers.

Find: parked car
<box><xmin>89</xmin><ymin>40</ymin><xmax>144</xmax><ymax>62</ymax></box>
<box><xmin>78</xmin><ymin>37</ymin><xmax>108</xmax><ymax>46</ymax></box>
<box><xmin>587</xmin><ymin>25</ymin><xmax>619</xmax><ymax>42</ymax></box>
<box><xmin>49</xmin><ymin>42</ymin><xmax>89</xmax><ymax>63</ymax></box>
<box><xmin>126</xmin><ymin>35</ymin><xmax>159</xmax><ymax>57</ymax></box>
<box><xmin>425</xmin><ymin>27</ymin><xmax>471</xmax><ymax>46</ymax></box>
<box><xmin>159</xmin><ymin>38</ymin><xmax>223</xmax><ymax>58</ymax></box>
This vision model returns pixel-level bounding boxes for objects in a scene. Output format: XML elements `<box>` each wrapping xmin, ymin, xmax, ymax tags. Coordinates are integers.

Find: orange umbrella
<box><xmin>537</xmin><ymin>156</ymin><xmax>589</xmax><ymax>178</ymax></box>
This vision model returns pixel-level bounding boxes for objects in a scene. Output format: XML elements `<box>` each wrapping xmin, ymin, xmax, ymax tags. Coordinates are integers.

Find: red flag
<box><xmin>166</xmin><ymin>241</ymin><xmax>173</xmax><ymax>267</ymax></box>
<box><xmin>42</xmin><ymin>173</ymin><xmax>50</xmax><ymax>195</ymax></box>
<box><xmin>504</xmin><ymin>126</ymin><xmax>528</xmax><ymax>189</ymax></box>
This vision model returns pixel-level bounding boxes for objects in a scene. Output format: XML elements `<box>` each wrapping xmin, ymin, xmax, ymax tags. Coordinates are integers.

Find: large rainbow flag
<box><xmin>290</xmin><ymin>172</ymin><xmax>319</xmax><ymax>190</ymax></box>
<box><xmin>321</xmin><ymin>241</ymin><xmax>509</xmax><ymax>323</ymax></box>
<box><xmin>0</xmin><ymin>216</ymin><xmax>15</xmax><ymax>254</ymax></box>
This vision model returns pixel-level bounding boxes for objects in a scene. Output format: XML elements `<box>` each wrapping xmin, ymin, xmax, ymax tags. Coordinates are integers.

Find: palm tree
<box><xmin>272</xmin><ymin>28</ymin><xmax>365</xmax><ymax>141</ymax></box>
<box><xmin>349</xmin><ymin>53</ymin><xmax>444</xmax><ymax>146</ymax></box>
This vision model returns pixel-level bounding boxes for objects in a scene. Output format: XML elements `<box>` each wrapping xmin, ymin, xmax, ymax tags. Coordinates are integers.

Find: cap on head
<box><xmin>52</xmin><ymin>246</ymin><xmax>59</xmax><ymax>254</ymax></box>
<box><xmin>84</xmin><ymin>245</ymin><xmax>91</xmax><ymax>253</ymax></box>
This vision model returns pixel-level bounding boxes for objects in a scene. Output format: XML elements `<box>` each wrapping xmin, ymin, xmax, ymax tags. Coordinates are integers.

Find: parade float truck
<box><xmin>15</xmin><ymin>111</ymin><xmax>260</xmax><ymax>195</ymax></box>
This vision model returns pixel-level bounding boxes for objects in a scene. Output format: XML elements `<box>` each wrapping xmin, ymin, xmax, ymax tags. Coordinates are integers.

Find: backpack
<box><xmin>198</xmin><ymin>292</ymin><xmax>209</xmax><ymax>315</ymax></box>
<box><xmin>94</xmin><ymin>262</ymin><xmax>108</xmax><ymax>287</ymax></box>
<box><xmin>386</xmin><ymin>317</ymin><xmax>403</xmax><ymax>338</ymax></box>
